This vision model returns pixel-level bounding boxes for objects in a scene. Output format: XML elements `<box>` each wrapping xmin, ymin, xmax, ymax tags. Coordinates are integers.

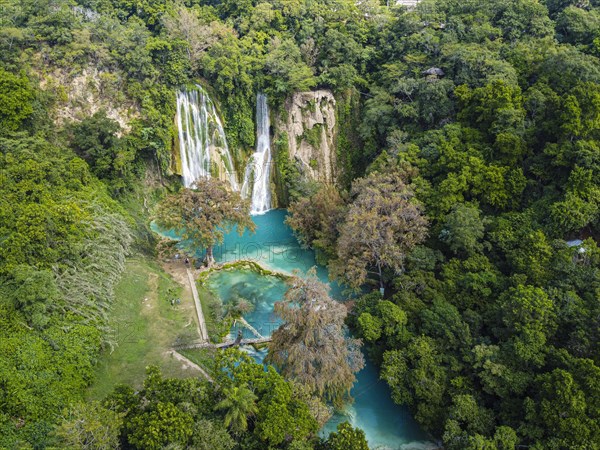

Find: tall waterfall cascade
<box><xmin>176</xmin><ymin>85</ymin><xmax>239</xmax><ymax>190</ymax></box>
<box><xmin>241</xmin><ymin>93</ymin><xmax>272</xmax><ymax>215</ymax></box>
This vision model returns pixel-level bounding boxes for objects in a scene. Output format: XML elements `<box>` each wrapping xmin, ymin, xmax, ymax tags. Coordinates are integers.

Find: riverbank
<box><xmin>150</xmin><ymin>209</ymin><xmax>433</xmax><ymax>449</ymax></box>
<box><xmin>199</xmin><ymin>210</ymin><xmax>434</xmax><ymax>449</ymax></box>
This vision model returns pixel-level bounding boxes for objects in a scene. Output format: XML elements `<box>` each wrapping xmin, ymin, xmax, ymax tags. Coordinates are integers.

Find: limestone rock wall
<box><xmin>278</xmin><ymin>90</ymin><xmax>337</xmax><ymax>184</ymax></box>
<box><xmin>40</xmin><ymin>67</ymin><xmax>138</xmax><ymax>134</ymax></box>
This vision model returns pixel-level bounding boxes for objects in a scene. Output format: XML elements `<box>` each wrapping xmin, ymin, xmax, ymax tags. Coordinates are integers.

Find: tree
<box><xmin>215</xmin><ymin>350</ymin><xmax>320</xmax><ymax>446</ymax></box>
<box><xmin>333</xmin><ymin>171</ymin><xmax>428</xmax><ymax>291</ymax></box>
<box><xmin>55</xmin><ymin>402</ymin><xmax>123</xmax><ymax>450</ymax></box>
<box><xmin>549</xmin><ymin>166</ymin><xmax>600</xmax><ymax>234</ymax></box>
<box><xmin>112</xmin><ymin>0</ymin><xmax>168</xmax><ymax>28</ymax></box>
<box><xmin>490</xmin><ymin>212</ymin><xmax>553</xmax><ymax>284</ymax></box>
<box><xmin>266</xmin><ymin>268</ymin><xmax>364</xmax><ymax>407</ymax></box>
<box><xmin>162</xmin><ymin>5</ymin><xmax>230</xmax><ymax>70</ymax></box>
<box><xmin>68</xmin><ymin>111</ymin><xmax>136</xmax><ymax>192</ymax></box>
<box><xmin>154</xmin><ymin>178</ymin><xmax>255</xmax><ymax>266</ymax></box>
<box><xmin>497</xmin><ymin>285</ymin><xmax>556</xmax><ymax>368</ymax></box>
<box><xmin>127</xmin><ymin>402</ymin><xmax>194</xmax><ymax>450</ymax></box>
<box><xmin>444</xmin><ymin>423</ymin><xmax>519</xmax><ymax>450</ymax></box>
<box><xmin>492</xmin><ymin>426</ymin><xmax>519</xmax><ymax>449</ymax></box>
<box><xmin>439</xmin><ymin>203</ymin><xmax>486</xmax><ymax>256</ymax></box>
<box><xmin>441</xmin><ymin>394</ymin><xmax>494</xmax><ymax>449</ymax></box>
<box><xmin>253</xmin><ymin>369</ymin><xmax>318</xmax><ymax>445</ymax></box>
<box><xmin>556</xmin><ymin>7</ymin><xmax>600</xmax><ymax>46</ymax></box>
<box><xmin>500</xmin><ymin>285</ymin><xmax>555</xmax><ymax>335</ymax></box>
<box><xmin>286</xmin><ymin>185</ymin><xmax>346</xmax><ymax>264</ymax></box>
<box><xmin>214</xmin><ymin>384</ymin><xmax>258</xmax><ymax>434</ymax></box>
<box><xmin>357</xmin><ymin>312</ymin><xmax>383</xmax><ymax>343</ymax></box>
<box><xmin>7</xmin><ymin>266</ymin><xmax>58</xmax><ymax>329</ymax></box>
<box><xmin>190</xmin><ymin>419</ymin><xmax>235</xmax><ymax>450</ymax></box>
<box><xmin>455</xmin><ymin>80</ymin><xmax>525</xmax><ymax>137</ymax></box>
<box><xmin>102</xmin><ymin>363</ymin><xmax>322</xmax><ymax>449</ymax></box>
<box><xmin>420</xmin><ymin>299</ymin><xmax>472</xmax><ymax>353</ymax></box>
<box><xmin>356</xmin><ymin>299</ymin><xmax>411</xmax><ymax>347</ymax></box>
<box><xmin>264</xmin><ymin>37</ymin><xmax>317</xmax><ymax>95</ymax></box>
<box><xmin>0</xmin><ymin>69</ymin><xmax>33</xmax><ymax>134</ymax></box>
<box><xmin>533</xmin><ymin>369</ymin><xmax>596</xmax><ymax>448</ymax></box>
<box><xmin>325</xmin><ymin>422</ymin><xmax>369</xmax><ymax>450</ymax></box>
<box><xmin>381</xmin><ymin>336</ymin><xmax>448</xmax><ymax>431</ymax></box>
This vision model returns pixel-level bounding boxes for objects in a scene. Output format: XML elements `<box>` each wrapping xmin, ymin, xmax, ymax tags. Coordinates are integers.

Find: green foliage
<box><xmin>6</xmin><ymin>266</ymin><xmax>58</xmax><ymax>329</ymax></box>
<box><xmin>128</xmin><ymin>401</ymin><xmax>194</xmax><ymax>449</ymax></box>
<box><xmin>533</xmin><ymin>368</ymin><xmax>598</xmax><ymax>448</ymax></box>
<box><xmin>3</xmin><ymin>0</ymin><xmax>600</xmax><ymax>448</ymax></box>
<box><xmin>439</xmin><ymin>203</ymin><xmax>487</xmax><ymax>256</ymax></box>
<box><xmin>265</xmin><ymin>37</ymin><xmax>317</xmax><ymax>95</ymax></box>
<box><xmin>0</xmin><ymin>70</ymin><xmax>34</xmax><ymax>133</ymax></box>
<box><xmin>286</xmin><ymin>184</ymin><xmax>346</xmax><ymax>264</ymax></box>
<box><xmin>214</xmin><ymin>351</ymin><xmax>321</xmax><ymax>448</ymax></box>
<box><xmin>557</xmin><ymin>7</ymin><xmax>600</xmax><ymax>47</ymax></box>
<box><xmin>0</xmin><ymin>133</ymin><xmax>131</xmax><ymax>446</ymax></box>
<box><xmin>325</xmin><ymin>422</ymin><xmax>369</xmax><ymax>450</ymax></box>
<box><xmin>0</xmin><ymin>316</ymin><xmax>103</xmax><ymax>445</ymax></box>
<box><xmin>335</xmin><ymin>89</ymin><xmax>365</xmax><ymax>188</ymax></box>
<box><xmin>55</xmin><ymin>401</ymin><xmax>123</xmax><ymax>450</ymax></box>
<box><xmin>154</xmin><ymin>177</ymin><xmax>255</xmax><ymax>265</ymax></box>
<box><xmin>273</xmin><ymin>131</ymin><xmax>305</xmax><ymax>204</ymax></box>
<box><xmin>191</xmin><ymin>419</ymin><xmax>236</xmax><ymax>450</ymax></box>
<box><xmin>253</xmin><ymin>373</ymin><xmax>318</xmax><ymax>445</ymax></box>
<box><xmin>302</xmin><ymin>123</ymin><xmax>323</xmax><ymax>149</ymax></box>
<box><xmin>68</xmin><ymin>111</ymin><xmax>137</xmax><ymax>193</ymax></box>
<box><xmin>112</xmin><ymin>0</ymin><xmax>169</xmax><ymax>29</ymax></box>
<box><xmin>266</xmin><ymin>268</ymin><xmax>364</xmax><ymax>408</ymax></box>
<box><xmin>215</xmin><ymin>385</ymin><xmax>258</xmax><ymax>434</ymax></box>
<box><xmin>357</xmin><ymin>312</ymin><xmax>383</xmax><ymax>343</ymax></box>
<box><xmin>381</xmin><ymin>336</ymin><xmax>448</xmax><ymax>430</ymax></box>
<box><xmin>103</xmin><ymin>367</ymin><xmax>210</xmax><ymax>449</ymax></box>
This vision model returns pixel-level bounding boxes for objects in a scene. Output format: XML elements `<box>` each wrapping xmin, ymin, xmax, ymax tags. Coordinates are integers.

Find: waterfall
<box><xmin>176</xmin><ymin>85</ymin><xmax>239</xmax><ymax>190</ymax></box>
<box><xmin>241</xmin><ymin>93</ymin><xmax>272</xmax><ymax>214</ymax></box>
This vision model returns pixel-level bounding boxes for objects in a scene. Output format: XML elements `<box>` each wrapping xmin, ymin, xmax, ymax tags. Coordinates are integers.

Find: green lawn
<box><xmin>88</xmin><ymin>257</ymin><xmax>200</xmax><ymax>400</ymax></box>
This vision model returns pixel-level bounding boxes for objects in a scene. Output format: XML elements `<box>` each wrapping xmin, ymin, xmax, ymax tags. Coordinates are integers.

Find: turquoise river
<box><xmin>157</xmin><ymin>209</ymin><xmax>434</xmax><ymax>450</ymax></box>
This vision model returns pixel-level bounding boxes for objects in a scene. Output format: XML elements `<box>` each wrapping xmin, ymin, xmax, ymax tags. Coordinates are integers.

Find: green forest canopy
<box><xmin>0</xmin><ymin>0</ymin><xmax>599</xmax><ymax>448</ymax></box>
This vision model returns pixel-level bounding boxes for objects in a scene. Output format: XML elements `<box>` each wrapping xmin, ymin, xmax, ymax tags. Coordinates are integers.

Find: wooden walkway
<box><xmin>187</xmin><ymin>268</ymin><xmax>209</xmax><ymax>342</ymax></box>
<box><xmin>175</xmin><ymin>337</ymin><xmax>271</xmax><ymax>350</ymax></box>
<box><xmin>172</xmin><ymin>267</ymin><xmax>271</xmax><ymax>380</ymax></box>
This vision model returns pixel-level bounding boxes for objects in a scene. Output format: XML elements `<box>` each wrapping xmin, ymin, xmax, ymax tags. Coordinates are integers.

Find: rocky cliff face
<box><xmin>278</xmin><ymin>90</ymin><xmax>337</xmax><ymax>184</ymax></box>
<box><xmin>40</xmin><ymin>66</ymin><xmax>138</xmax><ymax>133</ymax></box>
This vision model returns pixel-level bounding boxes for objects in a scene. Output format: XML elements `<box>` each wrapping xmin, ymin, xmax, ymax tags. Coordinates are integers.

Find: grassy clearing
<box><xmin>88</xmin><ymin>257</ymin><xmax>200</xmax><ymax>400</ymax></box>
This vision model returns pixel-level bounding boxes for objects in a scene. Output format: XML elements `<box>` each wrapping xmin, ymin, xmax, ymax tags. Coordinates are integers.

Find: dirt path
<box><xmin>166</xmin><ymin>350</ymin><xmax>214</xmax><ymax>382</ymax></box>
<box><xmin>187</xmin><ymin>268</ymin><xmax>209</xmax><ymax>342</ymax></box>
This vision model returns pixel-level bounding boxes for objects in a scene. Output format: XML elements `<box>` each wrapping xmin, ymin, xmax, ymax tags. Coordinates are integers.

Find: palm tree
<box><xmin>214</xmin><ymin>384</ymin><xmax>258</xmax><ymax>433</ymax></box>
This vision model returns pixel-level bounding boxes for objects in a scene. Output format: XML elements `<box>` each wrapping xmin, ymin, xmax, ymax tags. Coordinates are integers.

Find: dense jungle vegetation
<box><xmin>0</xmin><ymin>0</ymin><xmax>599</xmax><ymax>448</ymax></box>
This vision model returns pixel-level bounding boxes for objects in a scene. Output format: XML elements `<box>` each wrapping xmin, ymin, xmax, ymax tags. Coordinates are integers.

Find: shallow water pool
<box><xmin>199</xmin><ymin>210</ymin><xmax>434</xmax><ymax>449</ymax></box>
